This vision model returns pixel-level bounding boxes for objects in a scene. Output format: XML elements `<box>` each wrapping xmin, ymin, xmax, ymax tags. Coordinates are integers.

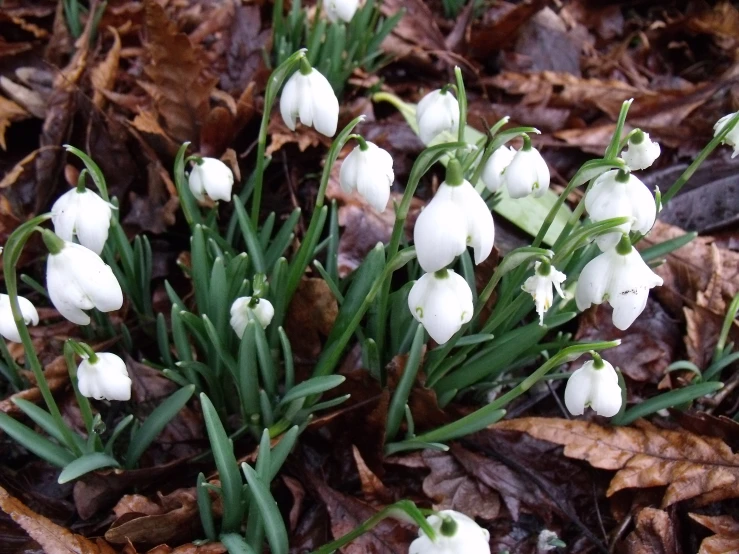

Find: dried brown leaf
<box><xmin>91</xmin><ymin>27</ymin><xmax>122</xmax><ymax>109</ymax></box>
<box><xmin>352</xmin><ymin>446</ymin><xmax>393</xmax><ymax>504</ymax></box>
<box><xmin>0</xmin><ymin>95</ymin><xmax>29</xmax><ymax>149</ymax></box>
<box><xmin>496</xmin><ymin>418</ymin><xmax>739</xmax><ymax>507</ymax></box>
<box><xmin>285</xmin><ymin>278</ymin><xmax>339</xmax><ymax>359</ymax></box>
<box><xmin>625</xmin><ymin>507</ymin><xmax>679</xmax><ymax>554</ymax></box>
<box><xmin>690</xmin><ymin>513</ymin><xmax>739</xmax><ymax>554</ymax></box>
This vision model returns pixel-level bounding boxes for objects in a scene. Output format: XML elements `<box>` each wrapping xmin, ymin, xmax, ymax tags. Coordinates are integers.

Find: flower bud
<box><xmin>0</xmin><ymin>293</ymin><xmax>39</xmax><ymax>343</ymax></box>
<box><xmin>280</xmin><ymin>64</ymin><xmax>339</xmax><ymax>137</ymax></box>
<box><xmin>564</xmin><ymin>357</ymin><xmax>622</xmax><ymax>417</ymax></box>
<box><xmin>51</xmin><ymin>188</ymin><xmax>113</xmax><ymax>255</ymax></box>
<box><xmin>501</xmin><ymin>141</ymin><xmax>550</xmax><ymax>199</ymax></box>
<box><xmin>339</xmin><ymin>141</ymin><xmax>394</xmax><ymax>212</ymax></box>
<box><xmin>415</xmin><ymin>89</ymin><xmax>459</xmax><ymax>145</ymax></box>
<box><xmin>409</xmin><ymin>510</ymin><xmax>490</xmax><ymax>554</ymax></box>
<box><xmin>714</xmin><ymin>112</ymin><xmax>739</xmax><ymax>158</ymax></box>
<box><xmin>230</xmin><ymin>297</ymin><xmax>275</xmax><ymax>337</ymax></box>
<box><xmin>188</xmin><ymin>158</ymin><xmax>234</xmax><ymax>202</ymax></box>
<box><xmin>522</xmin><ymin>261</ymin><xmax>566</xmax><ymax>325</ymax></box>
<box><xmin>77</xmin><ymin>352</ymin><xmax>131</xmax><ymax>401</ymax></box>
<box><xmin>408</xmin><ymin>270</ymin><xmax>473</xmax><ymax>344</ymax></box>
<box><xmin>620</xmin><ymin>131</ymin><xmax>660</xmax><ymax>170</ymax></box>
<box><xmin>481</xmin><ymin>146</ymin><xmax>515</xmax><ymax>193</ymax></box>
<box><xmin>323</xmin><ymin>0</ymin><xmax>358</xmax><ymax>22</ymax></box>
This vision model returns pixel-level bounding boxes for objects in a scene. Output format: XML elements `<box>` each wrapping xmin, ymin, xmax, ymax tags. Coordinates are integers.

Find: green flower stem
<box><xmin>64</xmin><ymin>341</ymin><xmax>94</xmax><ymax>436</ymax></box>
<box><xmin>3</xmin><ymin>217</ymin><xmax>82</xmax><ymax>456</ymax></box>
<box><xmin>454</xmin><ymin>66</ymin><xmax>467</xmax><ymax>147</ymax></box>
<box><xmin>467</xmin><ymin>117</ymin><xmax>510</xmax><ymax>185</ymax></box>
<box><xmin>604</xmin><ymin>99</ymin><xmax>633</xmax><ymax>160</ymax></box>
<box><xmin>75</xmin><ymin>169</ymin><xmax>88</xmax><ymax>193</ymax></box>
<box><xmin>715</xmin><ymin>292</ymin><xmax>739</xmax><ymax>360</ymax></box>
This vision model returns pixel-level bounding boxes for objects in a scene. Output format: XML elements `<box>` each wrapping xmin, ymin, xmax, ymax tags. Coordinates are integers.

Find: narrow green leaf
<box><xmin>386</xmin><ymin>324</ymin><xmax>425</xmax><ymax>441</ymax></box>
<box><xmin>220</xmin><ymin>533</ymin><xmax>257</xmax><ymax>554</ymax></box>
<box><xmin>241</xmin><ymin>463</ymin><xmax>289</xmax><ymax>554</ymax></box>
<box><xmin>197</xmin><ymin>473</ymin><xmax>217</xmax><ymax>541</ymax></box>
<box><xmin>279</xmin><ymin>375</ymin><xmax>346</xmax><ymax>406</ymax></box>
<box><xmin>13</xmin><ymin>398</ymin><xmax>85</xmax><ymax>452</ymax></box>
<box><xmin>58</xmin><ymin>453</ymin><xmax>120</xmax><ymax>484</ymax></box>
<box><xmin>0</xmin><ymin>412</ymin><xmax>74</xmax><ymax>467</ymax></box>
<box><xmin>613</xmin><ymin>382</ymin><xmax>724</xmax><ymax>426</ymax></box>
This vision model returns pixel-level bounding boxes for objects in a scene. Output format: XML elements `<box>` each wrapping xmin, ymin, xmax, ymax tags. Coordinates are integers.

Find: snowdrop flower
<box><xmin>188</xmin><ymin>158</ymin><xmax>234</xmax><ymax>202</ymax></box>
<box><xmin>409</xmin><ymin>510</ymin><xmax>490</xmax><ymax>554</ymax></box>
<box><xmin>43</xmin><ymin>231</ymin><xmax>123</xmax><ymax>326</ymax></box>
<box><xmin>481</xmin><ymin>145</ymin><xmax>515</xmax><ymax>193</ymax></box>
<box><xmin>584</xmin><ymin>169</ymin><xmax>656</xmax><ymax>251</ymax></box>
<box><xmin>77</xmin><ymin>352</ymin><xmax>131</xmax><ymax>401</ymax></box>
<box><xmin>280</xmin><ymin>59</ymin><xmax>339</xmax><ymax>137</ymax></box>
<box><xmin>408</xmin><ymin>269</ymin><xmax>473</xmax><ymax>344</ymax></box>
<box><xmin>522</xmin><ymin>260</ymin><xmax>566</xmax><ymax>325</ymax></box>
<box><xmin>416</xmin><ymin>88</ymin><xmax>459</xmax><ymax>145</ymax></box>
<box><xmin>501</xmin><ymin>135</ymin><xmax>550</xmax><ymax>198</ymax></box>
<box><xmin>0</xmin><ymin>294</ymin><xmax>38</xmax><ymax>343</ymax></box>
<box><xmin>230</xmin><ymin>297</ymin><xmax>275</xmax><ymax>337</ymax></box>
<box><xmin>575</xmin><ymin>236</ymin><xmax>663</xmax><ymax>330</ymax></box>
<box><xmin>564</xmin><ymin>354</ymin><xmax>622</xmax><ymax>417</ymax></box>
<box><xmin>620</xmin><ymin>130</ymin><xmax>660</xmax><ymax>170</ymax></box>
<box><xmin>414</xmin><ymin>160</ymin><xmax>494</xmax><ymax>273</ymax></box>
<box><xmin>51</xmin><ymin>187</ymin><xmax>113</xmax><ymax>255</ymax></box>
<box><xmin>339</xmin><ymin>139</ymin><xmax>394</xmax><ymax>212</ymax></box>
<box><xmin>714</xmin><ymin>112</ymin><xmax>739</xmax><ymax>157</ymax></box>
<box><xmin>323</xmin><ymin>0</ymin><xmax>358</xmax><ymax>22</ymax></box>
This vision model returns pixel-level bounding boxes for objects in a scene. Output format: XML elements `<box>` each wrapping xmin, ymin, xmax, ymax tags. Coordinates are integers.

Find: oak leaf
<box><xmin>690</xmin><ymin>513</ymin><xmax>739</xmax><ymax>554</ymax></box>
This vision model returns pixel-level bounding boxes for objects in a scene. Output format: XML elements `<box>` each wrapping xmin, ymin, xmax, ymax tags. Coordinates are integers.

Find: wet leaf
<box><xmin>690</xmin><ymin>513</ymin><xmax>739</xmax><ymax>554</ymax></box>
<box><xmin>626</xmin><ymin>507</ymin><xmax>679</xmax><ymax>554</ymax></box>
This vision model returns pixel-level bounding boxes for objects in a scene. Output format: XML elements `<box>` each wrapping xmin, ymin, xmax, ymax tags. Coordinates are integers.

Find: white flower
<box><xmin>230</xmin><ymin>297</ymin><xmax>275</xmax><ymax>337</ymax></box>
<box><xmin>77</xmin><ymin>352</ymin><xmax>131</xmax><ymax>401</ymax></box>
<box><xmin>51</xmin><ymin>188</ymin><xmax>113</xmax><ymax>255</ymax></box>
<box><xmin>620</xmin><ymin>131</ymin><xmax>660</xmax><ymax>170</ymax></box>
<box><xmin>323</xmin><ymin>0</ymin><xmax>358</xmax><ymax>22</ymax></box>
<box><xmin>501</xmin><ymin>141</ymin><xmax>550</xmax><ymax>198</ymax></box>
<box><xmin>0</xmin><ymin>294</ymin><xmax>39</xmax><ymax>343</ymax></box>
<box><xmin>414</xmin><ymin>162</ymin><xmax>494</xmax><ymax>273</ymax></box>
<box><xmin>481</xmin><ymin>146</ymin><xmax>515</xmax><ymax>193</ymax></box>
<box><xmin>522</xmin><ymin>261</ymin><xmax>566</xmax><ymax>325</ymax></box>
<box><xmin>188</xmin><ymin>158</ymin><xmax>234</xmax><ymax>202</ymax></box>
<box><xmin>564</xmin><ymin>357</ymin><xmax>622</xmax><ymax>417</ymax></box>
<box><xmin>416</xmin><ymin>89</ymin><xmax>459</xmax><ymax>145</ymax></box>
<box><xmin>280</xmin><ymin>65</ymin><xmax>339</xmax><ymax>137</ymax></box>
<box><xmin>575</xmin><ymin>242</ymin><xmax>663</xmax><ymax>331</ymax></box>
<box><xmin>409</xmin><ymin>510</ymin><xmax>490</xmax><ymax>554</ymax></box>
<box><xmin>339</xmin><ymin>141</ymin><xmax>394</xmax><ymax>212</ymax></box>
<box><xmin>714</xmin><ymin>112</ymin><xmax>739</xmax><ymax>158</ymax></box>
<box><xmin>408</xmin><ymin>270</ymin><xmax>473</xmax><ymax>344</ymax></box>
<box><xmin>584</xmin><ymin>170</ymin><xmax>656</xmax><ymax>251</ymax></box>
<box><xmin>46</xmin><ymin>237</ymin><xmax>123</xmax><ymax>326</ymax></box>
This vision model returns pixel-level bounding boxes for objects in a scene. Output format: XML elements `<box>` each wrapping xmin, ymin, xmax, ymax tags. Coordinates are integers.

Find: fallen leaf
<box><xmin>512</xmin><ymin>8</ymin><xmax>587</xmax><ymax>75</ymax></box>
<box><xmin>690</xmin><ymin>513</ymin><xmax>739</xmax><ymax>554</ymax></box>
<box><xmin>625</xmin><ymin>507</ymin><xmax>679</xmax><ymax>554</ymax></box>
<box><xmin>670</xmin><ymin>410</ymin><xmax>739</xmax><ymax>451</ymax></box>
<box><xmin>352</xmin><ymin>446</ymin><xmax>393</xmax><ymax>504</ymax></box>
<box><xmin>468</xmin><ymin>0</ymin><xmax>549</xmax><ymax>59</ymax></box>
<box><xmin>285</xmin><ymin>278</ymin><xmax>339</xmax><ymax>359</ymax></box>
<box><xmin>0</xmin><ymin>95</ymin><xmax>29</xmax><ymax>150</ymax></box>
<box><xmin>91</xmin><ymin>27</ymin><xmax>122</xmax><ymax>110</ymax></box>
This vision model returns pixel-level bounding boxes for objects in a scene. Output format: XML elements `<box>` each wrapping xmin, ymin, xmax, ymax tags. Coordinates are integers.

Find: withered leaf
<box><xmin>91</xmin><ymin>27</ymin><xmax>122</xmax><ymax>110</ymax></box>
<box><xmin>285</xmin><ymin>278</ymin><xmax>339</xmax><ymax>359</ymax></box>
<box><xmin>0</xmin><ymin>95</ymin><xmax>29</xmax><ymax>150</ymax></box>
<box><xmin>626</xmin><ymin>507</ymin><xmax>679</xmax><ymax>554</ymax></box>
<box><xmin>690</xmin><ymin>513</ymin><xmax>739</xmax><ymax>554</ymax></box>
<box><xmin>497</xmin><ymin>418</ymin><xmax>739</xmax><ymax>507</ymax></box>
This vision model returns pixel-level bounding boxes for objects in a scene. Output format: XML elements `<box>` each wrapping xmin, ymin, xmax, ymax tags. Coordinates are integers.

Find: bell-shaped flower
<box><xmin>522</xmin><ymin>261</ymin><xmax>566</xmax><ymax>325</ymax></box>
<box><xmin>714</xmin><ymin>112</ymin><xmax>739</xmax><ymax>158</ymax></box>
<box><xmin>43</xmin><ymin>231</ymin><xmax>123</xmax><ymax>326</ymax></box>
<box><xmin>280</xmin><ymin>61</ymin><xmax>339</xmax><ymax>137</ymax></box>
<box><xmin>564</xmin><ymin>355</ymin><xmax>622</xmax><ymax>417</ymax></box>
<box><xmin>409</xmin><ymin>510</ymin><xmax>490</xmax><ymax>554</ymax></box>
<box><xmin>481</xmin><ymin>145</ymin><xmax>515</xmax><ymax>193</ymax></box>
<box><xmin>0</xmin><ymin>294</ymin><xmax>39</xmax><ymax>343</ymax></box>
<box><xmin>339</xmin><ymin>140</ymin><xmax>394</xmax><ymax>212</ymax></box>
<box><xmin>51</xmin><ymin>187</ymin><xmax>113</xmax><ymax>255</ymax></box>
<box><xmin>501</xmin><ymin>136</ymin><xmax>550</xmax><ymax>198</ymax></box>
<box><xmin>189</xmin><ymin>157</ymin><xmax>234</xmax><ymax>202</ymax></box>
<box><xmin>416</xmin><ymin>89</ymin><xmax>459</xmax><ymax>145</ymax></box>
<box><xmin>77</xmin><ymin>352</ymin><xmax>131</xmax><ymax>401</ymax></box>
<box><xmin>408</xmin><ymin>269</ymin><xmax>473</xmax><ymax>344</ymax></box>
<box><xmin>230</xmin><ymin>297</ymin><xmax>275</xmax><ymax>337</ymax></box>
<box><xmin>414</xmin><ymin>160</ymin><xmax>494</xmax><ymax>273</ymax></box>
<box><xmin>620</xmin><ymin>130</ymin><xmax>660</xmax><ymax>170</ymax></box>
<box><xmin>323</xmin><ymin>0</ymin><xmax>358</xmax><ymax>22</ymax></box>
<box><xmin>575</xmin><ymin>237</ymin><xmax>663</xmax><ymax>331</ymax></box>
<box><xmin>584</xmin><ymin>169</ymin><xmax>656</xmax><ymax>251</ymax></box>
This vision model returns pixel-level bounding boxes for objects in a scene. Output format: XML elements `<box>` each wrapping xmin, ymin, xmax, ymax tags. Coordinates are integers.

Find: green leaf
<box><xmin>268</xmin><ymin>426</ymin><xmax>300</xmax><ymax>481</ymax></box>
<box><xmin>612</xmin><ymin>382</ymin><xmax>723</xmax><ymax>426</ymax></box>
<box><xmin>220</xmin><ymin>533</ymin><xmax>257</xmax><ymax>554</ymax></box>
<box><xmin>233</xmin><ymin>198</ymin><xmax>267</xmax><ymax>274</ymax></box>
<box><xmin>279</xmin><ymin>375</ymin><xmax>346</xmax><ymax>406</ymax></box>
<box><xmin>13</xmin><ymin>398</ymin><xmax>85</xmax><ymax>452</ymax></box>
<box><xmin>64</xmin><ymin>145</ymin><xmax>110</xmax><ymax>201</ymax></box>
<box><xmin>385</xmin><ymin>324</ymin><xmax>425</xmax><ymax>442</ymax></box>
<box><xmin>58</xmin><ymin>453</ymin><xmax>120</xmax><ymax>484</ymax></box>
<box><xmin>238</xmin><ymin>321</ymin><xmax>260</xmax><ymax>418</ymax></box>
<box><xmin>0</xmin><ymin>412</ymin><xmax>74</xmax><ymax>467</ymax></box>
<box><xmin>241</xmin><ymin>463</ymin><xmax>289</xmax><ymax>554</ymax></box>
<box><xmin>197</xmin><ymin>472</ymin><xmax>217</xmax><ymax>541</ymax></box>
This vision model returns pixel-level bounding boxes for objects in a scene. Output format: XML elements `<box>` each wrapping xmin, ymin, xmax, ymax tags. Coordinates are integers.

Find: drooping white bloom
<box><xmin>51</xmin><ymin>188</ymin><xmax>113</xmax><ymax>255</ymax></box>
<box><xmin>46</xmin><ymin>239</ymin><xmax>123</xmax><ymax>326</ymax></box>
<box><xmin>416</xmin><ymin>89</ymin><xmax>459</xmax><ymax>145</ymax></box>
<box><xmin>77</xmin><ymin>353</ymin><xmax>131</xmax><ymax>401</ymax></box>
<box><xmin>409</xmin><ymin>510</ymin><xmax>490</xmax><ymax>554</ymax></box>
<box><xmin>714</xmin><ymin>112</ymin><xmax>739</xmax><ymax>158</ymax></box>
<box><xmin>280</xmin><ymin>65</ymin><xmax>339</xmax><ymax>137</ymax></box>
<box><xmin>501</xmin><ymin>141</ymin><xmax>550</xmax><ymax>198</ymax></box>
<box><xmin>414</xmin><ymin>162</ymin><xmax>494</xmax><ymax>273</ymax></box>
<box><xmin>0</xmin><ymin>294</ymin><xmax>39</xmax><ymax>343</ymax></box>
<box><xmin>408</xmin><ymin>270</ymin><xmax>473</xmax><ymax>344</ymax></box>
<box><xmin>620</xmin><ymin>131</ymin><xmax>660</xmax><ymax>170</ymax></box>
<box><xmin>575</xmin><ymin>243</ymin><xmax>663</xmax><ymax>331</ymax></box>
<box><xmin>522</xmin><ymin>261</ymin><xmax>566</xmax><ymax>325</ymax></box>
<box><xmin>584</xmin><ymin>169</ymin><xmax>656</xmax><ymax>251</ymax></box>
<box><xmin>339</xmin><ymin>141</ymin><xmax>394</xmax><ymax>212</ymax></box>
<box><xmin>564</xmin><ymin>357</ymin><xmax>622</xmax><ymax>417</ymax></box>
<box><xmin>481</xmin><ymin>145</ymin><xmax>515</xmax><ymax>193</ymax></box>
<box><xmin>323</xmin><ymin>0</ymin><xmax>358</xmax><ymax>22</ymax></box>
<box><xmin>230</xmin><ymin>297</ymin><xmax>275</xmax><ymax>337</ymax></box>
<box><xmin>188</xmin><ymin>158</ymin><xmax>234</xmax><ymax>202</ymax></box>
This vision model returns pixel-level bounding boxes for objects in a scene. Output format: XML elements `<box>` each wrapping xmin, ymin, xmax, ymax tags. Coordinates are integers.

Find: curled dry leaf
<box><xmin>0</xmin><ymin>95</ymin><xmax>29</xmax><ymax>149</ymax></box>
<box><xmin>91</xmin><ymin>27</ymin><xmax>122</xmax><ymax>110</ymax></box>
<box><xmin>689</xmin><ymin>513</ymin><xmax>739</xmax><ymax>554</ymax></box>
<box><xmin>496</xmin><ymin>418</ymin><xmax>739</xmax><ymax>507</ymax></box>
<box><xmin>625</xmin><ymin>507</ymin><xmax>680</xmax><ymax>554</ymax></box>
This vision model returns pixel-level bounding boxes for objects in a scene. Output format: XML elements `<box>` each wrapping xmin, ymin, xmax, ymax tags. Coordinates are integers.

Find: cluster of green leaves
<box><xmin>272</xmin><ymin>0</ymin><xmax>402</xmax><ymax>96</ymax></box>
<box><xmin>63</xmin><ymin>0</ymin><xmax>107</xmax><ymax>41</ymax></box>
<box><xmin>441</xmin><ymin>0</ymin><xmax>486</xmax><ymax>20</ymax></box>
